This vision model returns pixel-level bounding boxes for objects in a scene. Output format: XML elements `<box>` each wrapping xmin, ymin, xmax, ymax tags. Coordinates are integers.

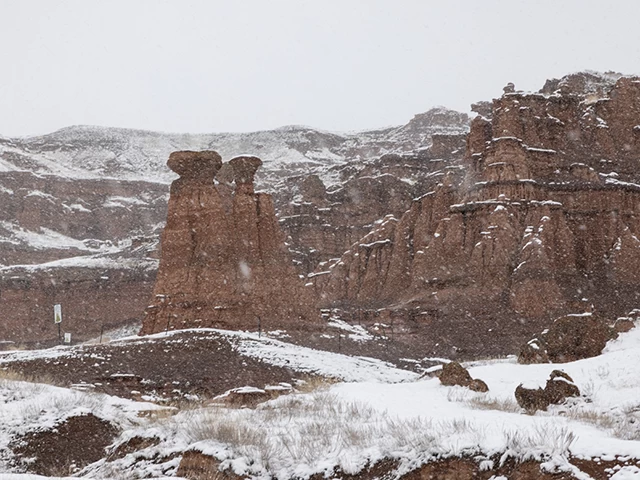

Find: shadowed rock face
<box><xmin>518</xmin><ymin>313</ymin><xmax>616</xmax><ymax>364</ymax></box>
<box><xmin>314</xmin><ymin>72</ymin><xmax>640</xmax><ymax>357</ymax></box>
<box><xmin>140</xmin><ymin>151</ymin><xmax>318</xmax><ymax>335</ymax></box>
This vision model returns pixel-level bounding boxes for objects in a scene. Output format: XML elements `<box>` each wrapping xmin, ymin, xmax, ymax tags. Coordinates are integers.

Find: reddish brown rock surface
<box><xmin>315</xmin><ymin>72</ymin><xmax>640</xmax><ymax>358</ymax></box>
<box><xmin>141</xmin><ymin>151</ymin><xmax>319</xmax><ymax>334</ymax></box>
<box><xmin>0</xmin><ymin>170</ymin><xmax>166</xmax><ymax>345</ymax></box>
<box><xmin>518</xmin><ymin>313</ymin><xmax>617</xmax><ymax>364</ymax></box>
<box><xmin>515</xmin><ymin>370</ymin><xmax>580</xmax><ymax>413</ymax></box>
<box><xmin>0</xmin><ymin>109</ymin><xmax>468</xmax><ymax>346</ymax></box>
<box><xmin>439</xmin><ymin>361</ymin><xmax>489</xmax><ymax>392</ymax></box>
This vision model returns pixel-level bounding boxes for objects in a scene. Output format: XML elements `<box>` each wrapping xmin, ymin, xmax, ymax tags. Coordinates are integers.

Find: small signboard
<box><xmin>54</xmin><ymin>304</ymin><xmax>62</xmax><ymax>324</ymax></box>
<box><xmin>64</xmin><ymin>332</ymin><xmax>71</xmax><ymax>344</ymax></box>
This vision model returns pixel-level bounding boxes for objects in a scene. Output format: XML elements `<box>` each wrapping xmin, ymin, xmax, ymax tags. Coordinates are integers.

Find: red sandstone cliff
<box><xmin>315</xmin><ymin>72</ymin><xmax>640</xmax><ymax>355</ymax></box>
<box><xmin>140</xmin><ymin>151</ymin><xmax>319</xmax><ymax>335</ymax></box>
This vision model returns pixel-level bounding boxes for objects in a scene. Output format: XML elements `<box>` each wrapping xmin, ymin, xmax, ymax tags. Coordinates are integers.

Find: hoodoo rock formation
<box><xmin>140</xmin><ymin>151</ymin><xmax>318</xmax><ymax>335</ymax></box>
<box><xmin>314</xmin><ymin>72</ymin><xmax>640</xmax><ymax>357</ymax></box>
<box><xmin>0</xmin><ymin>109</ymin><xmax>469</xmax><ymax>345</ymax></box>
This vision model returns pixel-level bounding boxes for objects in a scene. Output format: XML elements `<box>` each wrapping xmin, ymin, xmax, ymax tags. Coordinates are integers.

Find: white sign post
<box><xmin>54</xmin><ymin>304</ymin><xmax>62</xmax><ymax>342</ymax></box>
<box><xmin>64</xmin><ymin>332</ymin><xmax>71</xmax><ymax>344</ymax></box>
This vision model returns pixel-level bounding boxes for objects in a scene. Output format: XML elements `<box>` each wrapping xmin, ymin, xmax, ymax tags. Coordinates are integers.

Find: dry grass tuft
<box><xmin>293</xmin><ymin>375</ymin><xmax>339</xmax><ymax>393</ymax></box>
<box><xmin>467</xmin><ymin>395</ymin><xmax>521</xmax><ymax>413</ymax></box>
<box><xmin>0</xmin><ymin>366</ymin><xmax>61</xmax><ymax>387</ymax></box>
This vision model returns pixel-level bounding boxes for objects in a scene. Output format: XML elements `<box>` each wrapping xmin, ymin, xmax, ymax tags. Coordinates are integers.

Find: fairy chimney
<box><xmin>140</xmin><ymin>151</ymin><xmax>319</xmax><ymax>335</ymax></box>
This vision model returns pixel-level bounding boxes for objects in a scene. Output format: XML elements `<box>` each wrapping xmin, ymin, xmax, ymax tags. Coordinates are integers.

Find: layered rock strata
<box><xmin>315</xmin><ymin>73</ymin><xmax>640</xmax><ymax>355</ymax></box>
<box><xmin>279</xmin><ymin>136</ymin><xmax>468</xmax><ymax>274</ymax></box>
<box><xmin>140</xmin><ymin>151</ymin><xmax>318</xmax><ymax>334</ymax></box>
<box><xmin>0</xmin><ymin>109</ymin><xmax>468</xmax><ymax>345</ymax></box>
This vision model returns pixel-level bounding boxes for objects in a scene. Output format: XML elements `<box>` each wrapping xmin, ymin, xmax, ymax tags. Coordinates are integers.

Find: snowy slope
<box><xmin>0</xmin><ymin>107</ymin><xmax>469</xmax><ymax>188</ymax></box>
<box><xmin>137</xmin><ymin>323</ymin><xmax>640</xmax><ymax>478</ymax></box>
<box><xmin>3</xmin><ymin>324</ymin><xmax>639</xmax><ymax>478</ymax></box>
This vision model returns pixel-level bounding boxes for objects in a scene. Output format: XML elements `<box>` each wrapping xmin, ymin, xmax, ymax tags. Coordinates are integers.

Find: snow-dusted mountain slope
<box><xmin>0</xmin><ymin>107</ymin><xmax>469</xmax><ymax>187</ymax></box>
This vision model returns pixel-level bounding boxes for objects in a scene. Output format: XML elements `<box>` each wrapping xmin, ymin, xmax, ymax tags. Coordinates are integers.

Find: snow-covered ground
<box><xmin>0</xmin><ymin>376</ymin><xmax>171</xmax><ymax>479</ymax></box>
<box><xmin>112</xmin><ymin>324</ymin><xmax>640</xmax><ymax>479</ymax></box>
<box><xmin>2</xmin><ymin>324</ymin><xmax>640</xmax><ymax>478</ymax></box>
<box><xmin>85</xmin><ymin>327</ymin><xmax>416</xmax><ymax>383</ymax></box>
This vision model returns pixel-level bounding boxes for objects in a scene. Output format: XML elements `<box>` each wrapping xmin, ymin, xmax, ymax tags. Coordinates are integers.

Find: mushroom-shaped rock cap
<box><xmin>229</xmin><ymin>155</ymin><xmax>263</xmax><ymax>184</ymax></box>
<box><xmin>168</xmin><ymin>150</ymin><xmax>222</xmax><ymax>179</ymax></box>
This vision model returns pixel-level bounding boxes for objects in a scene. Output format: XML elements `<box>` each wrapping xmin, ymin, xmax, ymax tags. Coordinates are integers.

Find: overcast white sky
<box><xmin>1</xmin><ymin>0</ymin><xmax>639</xmax><ymax>137</ymax></box>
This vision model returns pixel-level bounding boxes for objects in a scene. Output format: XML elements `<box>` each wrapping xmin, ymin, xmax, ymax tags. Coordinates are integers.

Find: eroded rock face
<box><xmin>140</xmin><ymin>151</ymin><xmax>318</xmax><ymax>334</ymax></box>
<box><xmin>518</xmin><ymin>313</ymin><xmax>616</xmax><ymax>363</ymax></box>
<box><xmin>315</xmin><ymin>72</ymin><xmax>640</xmax><ymax>357</ymax></box>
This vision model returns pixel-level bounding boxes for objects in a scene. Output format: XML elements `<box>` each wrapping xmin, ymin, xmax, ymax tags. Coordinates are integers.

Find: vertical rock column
<box><xmin>141</xmin><ymin>152</ymin><xmax>318</xmax><ymax>335</ymax></box>
<box><xmin>227</xmin><ymin>155</ymin><xmax>319</xmax><ymax>326</ymax></box>
<box><xmin>140</xmin><ymin>151</ymin><xmax>226</xmax><ymax>334</ymax></box>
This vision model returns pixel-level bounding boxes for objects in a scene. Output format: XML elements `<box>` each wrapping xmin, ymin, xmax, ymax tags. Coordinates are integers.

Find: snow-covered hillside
<box><xmin>1</xmin><ymin>323</ymin><xmax>640</xmax><ymax>478</ymax></box>
<box><xmin>0</xmin><ymin>107</ymin><xmax>469</xmax><ymax>188</ymax></box>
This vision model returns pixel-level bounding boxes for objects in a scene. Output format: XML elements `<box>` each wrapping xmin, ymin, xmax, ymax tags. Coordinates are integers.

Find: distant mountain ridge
<box><xmin>0</xmin><ymin>107</ymin><xmax>469</xmax><ymax>188</ymax></box>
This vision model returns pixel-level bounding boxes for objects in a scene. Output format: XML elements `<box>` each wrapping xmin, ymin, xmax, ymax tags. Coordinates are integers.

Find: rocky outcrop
<box><xmin>518</xmin><ymin>313</ymin><xmax>617</xmax><ymax>364</ymax></box>
<box><xmin>438</xmin><ymin>361</ymin><xmax>489</xmax><ymax>392</ymax></box>
<box><xmin>315</xmin><ymin>72</ymin><xmax>640</xmax><ymax>358</ymax></box>
<box><xmin>515</xmin><ymin>370</ymin><xmax>580</xmax><ymax>413</ymax></box>
<box><xmin>140</xmin><ymin>151</ymin><xmax>319</xmax><ymax>335</ymax></box>
<box><xmin>279</xmin><ymin>140</ymin><xmax>467</xmax><ymax>274</ymax></box>
<box><xmin>545</xmin><ymin>370</ymin><xmax>581</xmax><ymax>404</ymax></box>
<box><xmin>0</xmin><ymin>171</ymin><xmax>167</xmax><ymax>266</ymax></box>
<box><xmin>1</xmin><ymin>108</ymin><xmax>469</xmax><ymax>345</ymax></box>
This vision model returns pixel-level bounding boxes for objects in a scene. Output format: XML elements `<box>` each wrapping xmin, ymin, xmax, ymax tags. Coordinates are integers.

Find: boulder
<box><xmin>515</xmin><ymin>385</ymin><xmax>551</xmax><ymax>413</ymax></box>
<box><xmin>518</xmin><ymin>313</ymin><xmax>617</xmax><ymax>364</ymax></box>
<box><xmin>468</xmin><ymin>379</ymin><xmax>489</xmax><ymax>393</ymax></box>
<box><xmin>545</xmin><ymin>314</ymin><xmax>614</xmax><ymax>363</ymax></box>
<box><xmin>545</xmin><ymin>370</ymin><xmax>580</xmax><ymax>404</ymax></box>
<box><xmin>439</xmin><ymin>361</ymin><xmax>489</xmax><ymax>392</ymax></box>
<box><xmin>515</xmin><ymin>370</ymin><xmax>580</xmax><ymax>413</ymax></box>
<box><xmin>439</xmin><ymin>361</ymin><xmax>473</xmax><ymax>387</ymax></box>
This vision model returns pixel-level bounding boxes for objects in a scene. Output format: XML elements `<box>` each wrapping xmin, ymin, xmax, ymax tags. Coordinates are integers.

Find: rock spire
<box><xmin>140</xmin><ymin>151</ymin><xmax>318</xmax><ymax>335</ymax></box>
<box><xmin>313</xmin><ymin>72</ymin><xmax>640</xmax><ymax>357</ymax></box>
